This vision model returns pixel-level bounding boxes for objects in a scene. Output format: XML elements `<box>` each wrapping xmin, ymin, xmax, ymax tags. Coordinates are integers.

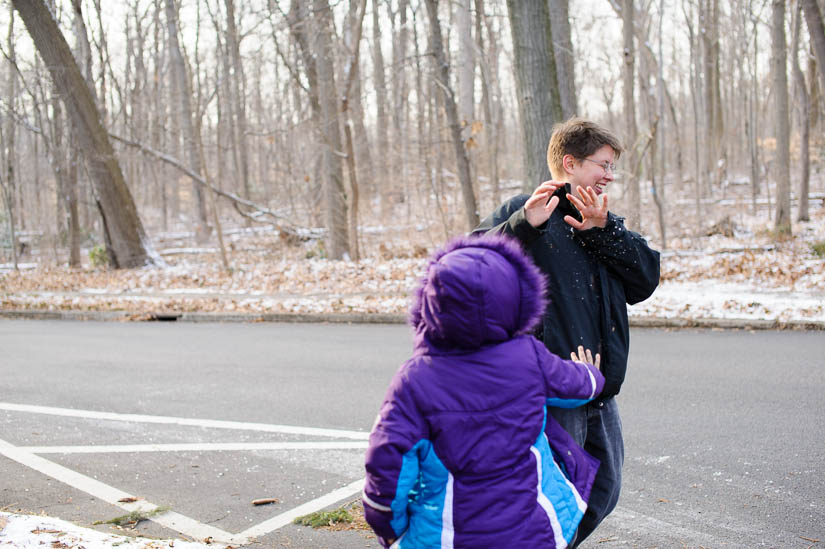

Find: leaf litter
<box><xmin>1</xmin><ymin>211</ymin><xmax>824</xmax><ymax>324</ymax></box>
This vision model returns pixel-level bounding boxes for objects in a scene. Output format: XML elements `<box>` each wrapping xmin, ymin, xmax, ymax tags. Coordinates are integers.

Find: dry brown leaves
<box><xmin>2</xmin><ymin>208</ymin><xmax>823</xmax><ymax>315</ymax></box>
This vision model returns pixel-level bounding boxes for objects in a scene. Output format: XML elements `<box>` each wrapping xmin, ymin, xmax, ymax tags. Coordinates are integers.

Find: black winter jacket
<box><xmin>473</xmin><ymin>184</ymin><xmax>660</xmax><ymax>400</ymax></box>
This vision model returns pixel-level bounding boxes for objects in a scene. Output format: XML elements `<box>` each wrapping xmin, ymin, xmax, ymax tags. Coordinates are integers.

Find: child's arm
<box><xmin>532</xmin><ymin>338</ymin><xmax>606</xmax><ymax>408</ymax></box>
<box><xmin>363</xmin><ymin>370</ymin><xmax>426</xmax><ymax>548</ymax></box>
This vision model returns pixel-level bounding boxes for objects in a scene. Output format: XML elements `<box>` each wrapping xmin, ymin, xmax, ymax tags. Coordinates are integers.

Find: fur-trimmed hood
<box><xmin>409</xmin><ymin>234</ymin><xmax>547</xmax><ymax>350</ymax></box>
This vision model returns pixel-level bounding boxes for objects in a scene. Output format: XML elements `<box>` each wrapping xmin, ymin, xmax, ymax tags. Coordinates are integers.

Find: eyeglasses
<box><xmin>582</xmin><ymin>158</ymin><xmax>616</xmax><ymax>173</ymax></box>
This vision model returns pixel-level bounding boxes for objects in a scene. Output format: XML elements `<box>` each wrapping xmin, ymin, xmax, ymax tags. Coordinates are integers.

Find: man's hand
<box><xmin>570</xmin><ymin>345</ymin><xmax>601</xmax><ymax>370</ymax></box>
<box><xmin>524</xmin><ymin>180</ymin><xmax>566</xmax><ymax>228</ymax></box>
<box><xmin>565</xmin><ymin>186</ymin><xmax>608</xmax><ymax>231</ymax></box>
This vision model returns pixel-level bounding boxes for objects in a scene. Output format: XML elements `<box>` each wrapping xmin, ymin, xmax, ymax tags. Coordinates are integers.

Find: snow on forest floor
<box><xmin>1</xmin><ymin>206</ymin><xmax>824</xmax><ymax>324</ymax></box>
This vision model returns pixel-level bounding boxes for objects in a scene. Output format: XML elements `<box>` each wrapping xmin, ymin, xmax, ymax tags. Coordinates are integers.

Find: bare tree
<box><xmin>771</xmin><ymin>0</ymin><xmax>791</xmax><ymax>234</ymax></box>
<box><xmin>425</xmin><ymin>0</ymin><xmax>479</xmax><ymax>229</ymax></box>
<box><xmin>391</xmin><ymin>0</ymin><xmax>411</xmax><ymax>219</ymax></box>
<box><xmin>801</xmin><ymin>0</ymin><xmax>825</xmax><ymax>97</ymax></box>
<box><xmin>65</xmin><ymin>0</ymin><xmax>93</xmax><ymax>266</ymax></box>
<box><xmin>702</xmin><ymin>0</ymin><xmax>725</xmax><ymax>190</ymax></box>
<box><xmin>165</xmin><ymin>0</ymin><xmax>211</xmax><ymax>241</ymax></box>
<box><xmin>475</xmin><ymin>0</ymin><xmax>503</xmax><ymax>207</ymax></box>
<box><xmin>13</xmin><ymin>0</ymin><xmax>155</xmax><ymax>268</ymax></box>
<box><xmin>1</xmin><ymin>9</ymin><xmax>19</xmax><ymax>270</ymax></box>
<box><xmin>340</xmin><ymin>0</ymin><xmax>368</xmax><ymax>260</ymax></box>
<box><xmin>224</xmin><ymin>0</ymin><xmax>251</xmax><ymax>201</ymax></box>
<box><xmin>791</xmin><ymin>1</ymin><xmax>811</xmax><ymax>222</ymax></box>
<box><xmin>622</xmin><ymin>0</ymin><xmax>640</xmax><ymax>230</ymax></box>
<box><xmin>311</xmin><ymin>0</ymin><xmax>351</xmax><ymax>259</ymax></box>
<box><xmin>457</xmin><ymin>0</ymin><xmax>476</xmax><ymax>178</ymax></box>
<box><xmin>548</xmin><ymin>0</ymin><xmax>577</xmax><ymax>118</ymax></box>
<box><xmin>505</xmin><ymin>0</ymin><xmax>561</xmax><ymax>191</ymax></box>
<box><xmin>371</xmin><ymin>0</ymin><xmax>390</xmax><ymax>216</ymax></box>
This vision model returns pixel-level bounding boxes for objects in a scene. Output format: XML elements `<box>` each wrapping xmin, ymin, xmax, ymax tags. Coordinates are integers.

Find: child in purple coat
<box><xmin>363</xmin><ymin>234</ymin><xmax>605</xmax><ymax>548</ymax></box>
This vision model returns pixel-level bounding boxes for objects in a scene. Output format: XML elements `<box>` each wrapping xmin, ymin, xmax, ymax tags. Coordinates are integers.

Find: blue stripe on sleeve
<box><xmin>546</xmin><ymin>397</ymin><xmax>592</xmax><ymax>408</ymax></box>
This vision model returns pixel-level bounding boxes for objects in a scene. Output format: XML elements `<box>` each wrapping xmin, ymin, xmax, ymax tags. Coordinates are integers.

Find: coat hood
<box><xmin>409</xmin><ymin>234</ymin><xmax>547</xmax><ymax>350</ymax></box>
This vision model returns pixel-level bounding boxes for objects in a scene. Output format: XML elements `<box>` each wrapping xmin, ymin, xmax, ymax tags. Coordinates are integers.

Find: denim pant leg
<box><xmin>549</xmin><ymin>398</ymin><xmax>624</xmax><ymax>547</ymax></box>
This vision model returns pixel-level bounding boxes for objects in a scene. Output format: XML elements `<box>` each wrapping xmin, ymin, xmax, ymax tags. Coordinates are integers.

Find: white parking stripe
<box><xmin>0</xmin><ymin>437</ymin><xmax>242</xmax><ymax>545</ymax></box>
<box><xmin>22</xmin><ymin>441</ymin><xmax>368</xmax><ymax>454</ymax></box>
<box><xmin>2</xmin><ymin>403</ymin><xmax>370</xmax><ymax>545</ymax></box>
<box><xmin>0</xmin><ymin>402</ymin><xmax>370</xmax><ymax>440</ymax></box>
<box><xmin>238</xmin><ymin>478</ymin><xmax>365</xmax><ymax>540</ymax></box>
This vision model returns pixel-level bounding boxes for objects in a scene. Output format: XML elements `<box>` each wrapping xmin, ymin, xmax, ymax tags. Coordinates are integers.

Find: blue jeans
<box><xmin>549</xmin><ymin>398</ymin><xmax>624</xmax><ymax>547</ymax></box>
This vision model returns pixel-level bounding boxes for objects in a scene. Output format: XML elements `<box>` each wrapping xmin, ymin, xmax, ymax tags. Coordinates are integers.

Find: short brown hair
<box><xmin>546</xmin><ymin>117</ymin><xmax>623</xmax><ymax>179</ymax></box>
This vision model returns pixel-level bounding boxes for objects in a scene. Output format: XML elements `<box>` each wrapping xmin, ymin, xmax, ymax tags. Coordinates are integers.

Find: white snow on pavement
<box><xmin>0</xmin><ymin>512</ymin><xmax>214</xmax><ymax>548</ymax></box>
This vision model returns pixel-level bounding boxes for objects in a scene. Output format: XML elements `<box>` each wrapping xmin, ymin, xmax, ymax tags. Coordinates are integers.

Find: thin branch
<box><xmin>109</xmin><ymin>132</ymin><xmax>301</xmax><ymax>229</ymax></box>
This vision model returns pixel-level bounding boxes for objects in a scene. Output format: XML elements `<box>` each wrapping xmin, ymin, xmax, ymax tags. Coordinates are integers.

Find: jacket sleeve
<box><xmin>574</xmin><ymin>213</ymin><xmax>661</xmax><ymax>304</ymax></box>
<box><xmin>363</xmin><ymin>366</ymin><xmax>427</xmax><ymax>548</ymax></box>
<box><xmin>472</xmin><ymin>194</ymin><xmax>543</xmax><ymax>247</ymax></box>
<box><xmin>531</xmin><ymin>338</ymin><xmax>605</xmax><ymax>408</ymax></box>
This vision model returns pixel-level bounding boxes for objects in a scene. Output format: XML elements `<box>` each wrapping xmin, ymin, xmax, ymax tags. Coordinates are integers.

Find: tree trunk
<box><xmin>68</xmin><ymin>0</ymin><xmax>94</xmax><ymax>267</ymax></box>
<box><xmin>425</xmin><ymin>0</ymin><xmax>479</xmax><ymax>230</ymax></box>
<box><xmin>340</xmin><ymin>0</ymin><xmax>367</xmax><ymax>261</ymax></box>
<box><xmin>164</xmin><ymin>0</ymin><xmax>211</xmax><ymax>241</ymax></box>
<box><xmin>801</xmin><ymin>0</ymin><xmax>825</xmax><ymax>99</ymax></box>
<box><xmin>371</xmin><ymin>0</ymin><xmax>390</xmax><ymax>217</ymax></box>
<box><xmin>623</xmin><ymin>0</ymin><xmax>640</xmax><ymax>230</ymax></box>
<box><xmin>702</xmin><ymin>0</ymin><xmax>725</xmax><ymax>190</ymax></box>
<box><xmin>457</xmin><ymin>0</ymin><xmax>476</xmax><ymax>178</ymax></box>
<box><xmin>392</xmin><ymin>0</ymin><xmax>411</xmax><ymax>219</ymax></box>
<box><xmin>792</xmin><ymin>2</ymin><xmax>810</xmax><ymax>222</ymax></box>
<box><xmin>2</xmin><ymin>11</ymin><xmax>19</xmax><ymax>270</ymax></box>
<box><xmin>655</xmin><ymin>0</ymin><xmax>667</xmax><ymax>248</ymax></box>
<box><xmin>809</xmin><ymin>42</ymin><xmax>821</xmax><ymax>131</ymax></box>
<box><xmin>505</xmin><ymin>0</ymin><xmax>561</xmax><ymax>191</ymax></box>
<box><xmin>771</xmin><ymin>0</ymin><xmax>792</xmax><ymax>234</ymax></box>
<box><xmin>474</xmin><ymin>0</ymin><xmax>501</xmax><ymax>208</ymax></box>
<box><xmin>13</xmin><ymin>0</ymin><xmax>154</xmax><ymax>268</ymax></box>
<box><xmin>224</xmin><ymin>0</ymin><xmax>251</xmax><ymax>201</ymax></box>
<box><xmin>548</xmin><ymin>0</ymin><xmax>577</xmax><ymax>119</ymax></box>
<box><xmin>312</xmin><ymin>0</ymin><xmax>350</xmax><ymax>259</ymax></box>
<box><xmin>748</xmin><ymin>12</ymin><xmax>761</xmax><ymax>214</ymax></box>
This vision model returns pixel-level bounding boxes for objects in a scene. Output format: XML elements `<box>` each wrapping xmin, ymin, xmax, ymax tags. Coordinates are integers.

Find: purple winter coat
<box><xmin>363</xmin><ymin>234</ymin><xmax>605</xmax><ymax>548</ymax></box>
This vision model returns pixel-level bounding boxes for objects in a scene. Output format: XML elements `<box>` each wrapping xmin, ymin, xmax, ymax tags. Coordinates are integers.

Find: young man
<box><xmin>473</xmin><ymin>117</ymin><xmax>660</xmax><ymax>546</ymax></box>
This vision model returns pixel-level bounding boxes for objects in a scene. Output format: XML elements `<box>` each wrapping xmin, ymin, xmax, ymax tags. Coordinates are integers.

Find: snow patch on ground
<box><xmin>632</xmin><ymin>281</ymin><xmax>825</xmax><ymax>322</ymax></box>
<box><xmin>0</xmin><ymin>512</ymin><xmax>213</xmax><ymax>548</ymax></box>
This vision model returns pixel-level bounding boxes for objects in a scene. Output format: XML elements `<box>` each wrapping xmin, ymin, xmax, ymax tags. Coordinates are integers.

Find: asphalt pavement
<box><xmin>1</xmin><ymin>320</ymin><xmax>823</xmax><ymax>548</ymax></box>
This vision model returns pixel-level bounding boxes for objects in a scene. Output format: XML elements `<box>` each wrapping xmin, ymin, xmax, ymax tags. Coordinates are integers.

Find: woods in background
<box><xmin>1</xmin><ymin>0</ymin><xmax>824</xmax><ymax>268</ymax></box>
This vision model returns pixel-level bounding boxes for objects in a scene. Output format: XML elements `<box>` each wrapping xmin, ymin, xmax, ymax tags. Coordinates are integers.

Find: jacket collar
<box><xmin>554</xmin><ymin>183</ymin><xmax>582</xmax><ymax>220</ymax></box>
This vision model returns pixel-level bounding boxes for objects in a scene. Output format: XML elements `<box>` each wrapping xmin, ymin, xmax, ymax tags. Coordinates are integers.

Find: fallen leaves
<box><xmin>2</xmin><ymin>209</ymin><xmax>824</xmax><ymax>321</ymax></box>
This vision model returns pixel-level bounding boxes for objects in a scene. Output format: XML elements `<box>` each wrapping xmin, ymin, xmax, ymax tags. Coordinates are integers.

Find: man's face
<box><xmin>566</xmin><ymin>144</ymin><xmax>616</xmax><ymax>198</ymax></box>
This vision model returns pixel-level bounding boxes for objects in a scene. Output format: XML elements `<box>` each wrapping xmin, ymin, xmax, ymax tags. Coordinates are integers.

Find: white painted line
<box><xmin>0</xmin><ymin>402</ymin><xmax>370</xmax><ymax>440</ymax></box>
<box><xmin>238</xmin><ymin>478</ymin><xmax>365</xmax><ymax>540</ymax></box>
<box><xmin>0</xmin><ymin>437</ymin><xmax>242</xmax><ymax>545</ymax></box>
<box><xmin>22</xmin><ymin>441</ymin><xmax>368</xmax><ymax>454</ymax></box>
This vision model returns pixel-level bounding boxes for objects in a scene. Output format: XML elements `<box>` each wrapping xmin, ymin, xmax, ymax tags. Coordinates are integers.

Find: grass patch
<box><xmin>811</xmin><ymin>241</ymin><xmax>825</xmax><ymax>258</ymax></box>
<box><xmin>93</xmin><ymin>506</ymin><xmax>170</xmax><ymax>527</ymax></box>
<box><xmin>293</xmin><ymin>499</ymin><xmax>370</xmax><ymax>531</ymax></box>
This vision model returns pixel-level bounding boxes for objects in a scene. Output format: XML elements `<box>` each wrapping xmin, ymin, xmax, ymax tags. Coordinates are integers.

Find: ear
<box><xmin>562</xmin><ymin>154</ymin><xmax>577</xmax><ymax>176</ymax></box>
